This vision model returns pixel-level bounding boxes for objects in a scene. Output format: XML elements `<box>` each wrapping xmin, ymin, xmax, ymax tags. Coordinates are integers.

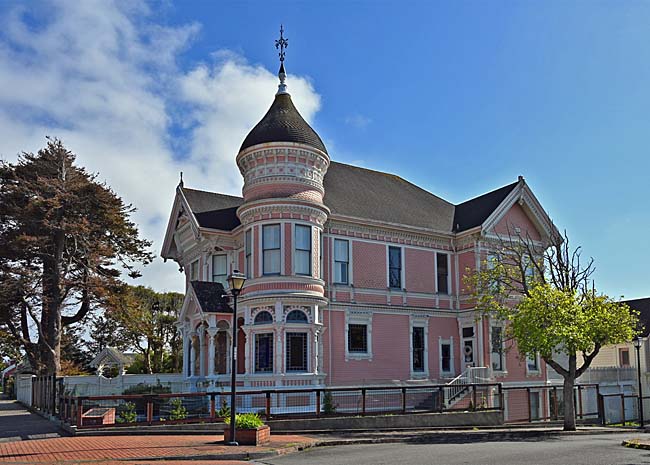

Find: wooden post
<box><xmin>265</xmin><ymin>391</ymin><xmax>271</xmax><ymax>420</ymax></box>
<box><xmin>552</xmin><ymin>387</ymin><xmax>558</xmax><ymax>420</ymax></box>
<box><xmin>597</xmin><ymin>394</ymin><xmax>605</xmax><ymax>425</ymax></box>
<box><xmin>401</xmin><ymin>387</ymin><xmax>407</xmax><ymax>414</ymax></box>
<box><xmin>146</xmin><ymin>396</ymin><xmax>153</xmax><ymax>425</ymax></box>
<box><xmin>472</xmin><ymin>385</ymin><xmax>477</xmax><ymax>410</ymax></box>
<box><xmin>527</xmin><ymin>387</ymin><xmax>531</xmax><ymax>423</ymax></box>
<box><xmin>578</xmin><ymin>386</ymin><xmax>584</xmax><ymax>420</ymax></box>
<box><xmin>439</xmin><ymin>386</ymin><xmax>444</xmax><ymax>412</ymax></box>
<box><xmin>621</xmin><ymin>394</ymin><xmax>626</xmax><ymax>424</ymax></box>
<box><xmin>76</xmin><ymin>398</ymin><xmax>83</xmax><ymax>427</ymax></box>
<box><xmin>316</xmin><ymin>390</ymin><xmax>321</xmax><ymax>417</ymax></box>
<box><xmin>361</xmin><ymin>389</ymin><xmax>366</xmax><ymax>416</ymax></box>
<box><xmin>51</xmin><ymin>375</ymin><xmax>57</xmax><ymax>416</ymax></box>
<box><xmin>210</xmin><ymin>394</ymin><xmax>216</xmax><ymax>420</ymax></box>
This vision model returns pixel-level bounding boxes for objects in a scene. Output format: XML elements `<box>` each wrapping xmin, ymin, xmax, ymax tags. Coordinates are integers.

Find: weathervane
<box><xmin>275</xmin><ymin>25</ymin><xmax>289</xmax><ymax>94</ymax></box>
<box><xmin>275</xmin><ymin>24</ymin><xmax>288</xmax><ymax>63</ymax></box>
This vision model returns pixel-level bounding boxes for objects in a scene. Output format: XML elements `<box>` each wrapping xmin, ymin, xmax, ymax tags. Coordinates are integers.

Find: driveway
<box><xmin>0</xmin><ymin>399</ymin><xmax>66</xmax><ymax>442</ymax></box>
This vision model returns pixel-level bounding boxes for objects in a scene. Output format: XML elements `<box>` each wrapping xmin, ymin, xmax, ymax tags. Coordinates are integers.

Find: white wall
<box><xmin>16</xmin><ymin>375</ymin><xmax>33</xmax><ymax>406</ymax></box>
<box><xmin>63</xmin><ymin>373</ymin><xmax>185</xmax><ymax>396</ymax></box>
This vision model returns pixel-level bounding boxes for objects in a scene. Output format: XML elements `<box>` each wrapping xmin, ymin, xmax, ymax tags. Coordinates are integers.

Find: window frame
<box><xmin>619</xmin><ymin>348</ymin><xmax>631</xmax><ymax>367</ymax></box>
<box><xmin>388</xmin><ymin>246</ymin><xmax>403</xmax><ymax>289</ymax></box>
<box><xmin>286</xmin><ymin>332</ymin><xmax>308</xmax><ymax>372</ymax></box>
<box><xmin>245</xmin><ymin>229</ymin><xmax>252</xmax><ymax>278</ymax></box>
<box><xmin>333</xmin><ymin>238</ymin><xmax>350</xmax><ymax>285</ymax></box>
<box><xmin>212</xmin><ymin>254</ymin><xmax>228</xmax><ymax>287</ymax></box>
<box><xmin>439</xmin><ymin>337</ymin><xmax>454</xmax><ymax>376</ymax></box>
<box><xmin>294</xmin><ymin>224</ymin><xmax>312</xmax><ymax>276</ymax></box>
<box><xmin>262</xmin><ymin>224</ymin><xmax>281</xmax><ymax>276</ymax></box>
<box><xmin>436</xmin><ymin>252</ymin><xmax>449</xmax><ymax>294</ymax></box>
<box><xmin>347</xmin><ymin>324</ymin><xmax>368</xmax><ymax>353</ymax></box>
<box><xmin>526</xmin><ymin>353</ymin><xmax>541</xmax><ymax>374</ymax></box>
<box><xmin>254</xmin><ymin>332</ymin><xmax>274</xmax><ymax>373</ymax></box>
<box><xmin>189</xmin><ymin>260</ymin><xmax>199</xmax><ymax>281</ymax></box>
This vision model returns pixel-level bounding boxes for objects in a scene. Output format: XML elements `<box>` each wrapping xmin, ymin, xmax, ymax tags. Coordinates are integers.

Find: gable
<box><xmin>492</xmin><ymin>202</ymin><xmax>542</xmax><ymax>241</ymax></box>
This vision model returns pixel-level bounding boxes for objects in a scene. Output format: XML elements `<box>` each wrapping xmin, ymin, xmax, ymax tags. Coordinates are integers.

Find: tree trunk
<box><xmin>563</xmin><ymin>354</ymin><xmax>577</xmax><ymax>431</ymax></box>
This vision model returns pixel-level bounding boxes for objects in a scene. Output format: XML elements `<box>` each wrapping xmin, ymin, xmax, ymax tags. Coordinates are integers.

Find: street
<box><xmin>260</xmin><ymin>434</ymin><xmax>649</xmax><ymax>465</ymax></box>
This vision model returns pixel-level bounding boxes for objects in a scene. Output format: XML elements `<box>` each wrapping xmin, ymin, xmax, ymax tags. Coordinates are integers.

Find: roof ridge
<box><xmin>182</xmin><ymin>187</ymin><xmax>243</xmax><ymax>200</ymax></box>
<box><xmin>330</xmin><ymin>161</ymin><xmax>454</xmax><ymax>206</ymax></box>
<box><xmin>454</xmin><ymin>180</ymin><xmax>519</xmax><ymax>207</ymax></box>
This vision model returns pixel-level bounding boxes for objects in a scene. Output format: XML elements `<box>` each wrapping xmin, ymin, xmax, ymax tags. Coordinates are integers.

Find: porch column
<box><xmin>198</xmin><ymin>328</ymin><xmax>206</xmax><ymax>377</ymax></box>
<box><xmin>189</xmin><ymin>331</ymin><xmax>197</xmax><ymax>377</ymax></box>
<box><xmin>207</xmin><ymin>328</ymin><xmax>218</xmax><ymax>377</ymax></box>
<box><xmin>181</xmin><ymin>327</ymin><xmax>189</xmax><ymax>378</ymax></box>
<box><xmin>312</xmin><ymin>329</ymin><xmax>320</xmax><ymax>375</ymax></box>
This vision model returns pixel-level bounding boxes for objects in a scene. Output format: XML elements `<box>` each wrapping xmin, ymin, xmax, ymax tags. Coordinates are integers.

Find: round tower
<box><xmin>235</xmin><ymin>27</ymin><xmax>328</xmax><ymax>385</ymax></box>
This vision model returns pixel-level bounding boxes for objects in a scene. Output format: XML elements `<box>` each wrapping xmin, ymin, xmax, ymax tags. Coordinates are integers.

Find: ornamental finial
<box><xmin>275</xmin><ymin>24</ymin><xmax>289</xmax><ymax>94</ymax></box>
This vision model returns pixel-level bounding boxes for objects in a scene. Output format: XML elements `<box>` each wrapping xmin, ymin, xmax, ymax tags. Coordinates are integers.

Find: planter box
<box><xmin>223</xmin><ymin>425</ymin><xmax>270</xmax><ymax>445</ymax></box>
<box><xmin>81</xmin><ymin>407</ymin><xmax>116</xmax><ymax>426</ymax></box>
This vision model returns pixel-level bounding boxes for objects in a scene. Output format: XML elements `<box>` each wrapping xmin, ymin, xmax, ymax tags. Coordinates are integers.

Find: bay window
<box><xmin>263</xmin><ymin>224</ymin><xmax>281</xmax><ymax>275</ymax></box>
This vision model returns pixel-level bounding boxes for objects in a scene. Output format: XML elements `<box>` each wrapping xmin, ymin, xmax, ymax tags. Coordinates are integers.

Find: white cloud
<box><xmin>344</xmin><ymin>113</ymin><xmax>371</xmax><ymax>129</ymax></box>
<box><xmin>0</xmin><ymin>0</ymin><xmax>322</xmax><ymax>293</ymax></box>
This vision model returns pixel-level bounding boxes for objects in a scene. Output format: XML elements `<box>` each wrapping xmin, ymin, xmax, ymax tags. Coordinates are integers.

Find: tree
<box><xmin>60</xmin><ymin>326</ymin><xmax>93</xmax><ymax>375</ymax></box>
<box><xmin>108</xmin><ymin>285</ymin><xmax>183</xmax><ymax>374</ymax></box>
<box><xmin>465</xmin><ymin>229</ymin><xmax>639</xmax><ymax>431</ymax></box>
<box><xmin>0</xmin><ymin>139</ymin><xmax>153</xmax><ymax>375</ymax></box>
<box><xmin>86</xmin><ymin>314</ymin><xmax>130</xmax><ymax>356</ymax></box>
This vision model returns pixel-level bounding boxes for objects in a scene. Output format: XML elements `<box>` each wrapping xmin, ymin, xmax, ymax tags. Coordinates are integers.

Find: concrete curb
<box><xmin>622</xmin><ymin>439</ymin><xmax>650</xmax><ymax>450</ymax></box>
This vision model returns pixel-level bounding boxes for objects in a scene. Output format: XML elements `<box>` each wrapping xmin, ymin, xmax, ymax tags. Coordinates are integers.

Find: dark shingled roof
<box><xmin>182</xmin><ymin>188</ymin><xmax>243</xmax><ymax>231</ymax></box>
<box><xmin>240</xmin><ymin>93</ymin><xmax>328</xmax><ymax>154</ymax></box>
<box><xmin>625</xmin><ymin>297</ymin><xmax>650</xmax><ymax>336</ymax></box>
<box><xmin>452</xmin><ymin>181</ymin><xmax>519</xmax><ymax>232</ymax></box>
<box><xmin>180</xmin><ymin>165</ymin><xmax>519</xmax><ymax>234</ymax></box>
<box><xmin>191</xmin><ymin>281</ymin><xmax>233</xmax><ymax>313</ymax></box>
<box><xmin>324</xmin><ymin>162</ymin><xmax>455</xmax><ymax>231</ymax></box>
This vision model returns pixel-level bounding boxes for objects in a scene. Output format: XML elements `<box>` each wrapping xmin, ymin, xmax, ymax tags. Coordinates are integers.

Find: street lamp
<box><xmin>226</xmin><ymin>270</ymin><xmax>246</xmax><ymax>446</ymax></box>
<box><xmin>633</xmin><ymin>335</ymin><xmax>644</xmax><ymax>428</ymax></box>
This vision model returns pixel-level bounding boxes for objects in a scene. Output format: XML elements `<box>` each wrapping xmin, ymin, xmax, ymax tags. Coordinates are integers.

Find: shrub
<box><xmin>122</xmin><ymin>383</ymin><xmax>171</xmax><ymax>395</ymax></box>
<box><xmin>216</xmin><ymin>398</ymin><xmax>230</xmax><ymax>418</ymax></box>
<box><xmin>323</xmin><ymin>391</ymin><xmax>337</xmax><ymax>414</ymax></box>
<box><xmin>169</xmin><ymin>398</ymin><xmax>188</xmax><ymax>421</ymax></box>
<box><xmin>117</xmin><ymin>401</ymin><xmax>137</xmax><ymax>423</ymax></box>
<box><xmin>224</xmin><ymin>412</ymin><xmax>265</xmax><ymax>429</ymax></box>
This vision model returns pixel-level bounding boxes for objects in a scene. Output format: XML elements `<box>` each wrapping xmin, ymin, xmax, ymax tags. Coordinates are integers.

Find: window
<box><xmin>286</xmin><ymin>332</ymin><xmax>307</xmax><ymax>371</ymax></box>
<box><xmin>334</xmin><ymin>239</ymin><xmax>349</xmax><ymax>284</ymax></box>
<box><xmin>189</xmin><ymin>260</ymin><xmax>199</xmax><ymax>281</ymax></box>
<box><xmin>463</xmin><ymin>327</ymin><xmax>474</xmax><ymax>364</ymax></box>
<box><xmin>286</xmin><ymin>310</ymin><xmax>308</xmax><ymax>323</ymax></box>
<box><xmin>527</xmin><ymin>354</ymin><xmax>539</xmax><ymax>372</ymax></box>
<box><xmin>255</xmin><ymin>333</ymin><xmax>273</xmax><ymax>373</ymax></box>
<box><xmin>436</xmin><ymin>253</ymin><xmax>449</xmax><ymax>294</ymax></box>
<box><xmin>295</xmin><ymin>225</ymin><xmax>311</xmax><ymax>275</ymax></box>
<box><xmin>619</xmin><ymin>348</ymin><xmax>631</xmax><ymax>367</ymax></box>
<box><xmin>245</xmin><ymin>230</ymin><xmax>252</xmax><ymax>278</ymax></box>
<box><xmin>441</xmin><ymin>343</ymin><xmax>452</xmax><ymax>373</ymax></box>
<box><xmin>263</xmin><ymin>224</ymin><xmax>281</xmax><ymax>275</ymax></box>
<box><xmin>412</xmin><ymin>327</ymin><xmax>425</xmax><ymax>372</ymax></box>
<box><xmin>529</xmin><ymin>391</ymin><xmax>540</xmax><ymax>421</ymax></box>
<box><xmin>254</xmin><ymin>311</ymin><xmax>273</xmax><ymax>325</ymax></box>
<box><xmin>388</xmin><ymin>246</ymin><xmax>402</xmax><ymax>288</ymax></box>
<box><xmin>491</xmin><ymin>326</ymin><xmax>504</xmax><ymax>371</ymax></box>
<box><xmin>348</xmin><ymin>324</ymin><xmax>368</xmax><ymax>353</ymax></box>
<box><xmin>212</xmin><ymin>254</ymin><xmax>227</xmax><ymax>286</ymax></box>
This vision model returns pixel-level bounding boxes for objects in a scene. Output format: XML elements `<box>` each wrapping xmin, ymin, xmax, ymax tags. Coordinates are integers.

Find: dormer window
<box><xmin>212</xmin><ymin>254</ymin><xmax>227</xmax><ymax>287</ymax></box>
<box><xmin>189</xmin><ymin>260</ymin><xmax>199</xmax><ymax>281</ymax></box>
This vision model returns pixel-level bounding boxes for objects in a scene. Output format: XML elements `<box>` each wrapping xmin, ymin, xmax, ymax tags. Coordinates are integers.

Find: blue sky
<box><xmin>0</xmin><ymin>1</ymin><xmax>648</xmax><ymax>298</ymax></box>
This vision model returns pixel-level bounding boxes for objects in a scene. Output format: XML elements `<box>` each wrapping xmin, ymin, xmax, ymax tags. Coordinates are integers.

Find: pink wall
<box><xmin>352</xmin><ymin>241</ymin><xmax>387</xmax><ymax>289</ymax></box>
<box><xmin>494</xmin><ymin>203</ymin><xmax>542</xmax><ymax>241</ymax></box>
<box><xmin>405</xmin><ymin>248</ymin><xmax>435</xmax><ymax>293</ymax></box>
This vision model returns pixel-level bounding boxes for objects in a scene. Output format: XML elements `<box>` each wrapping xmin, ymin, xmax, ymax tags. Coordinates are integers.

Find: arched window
<box><xmin>286</xmin><ymin>310</ymin><xmax>308</xmax><ymax>323</ymax></box>
<box><xmin>254</xmin><ymin>311</ymin><xmax>273</xmax><ymax>325</ymax></box>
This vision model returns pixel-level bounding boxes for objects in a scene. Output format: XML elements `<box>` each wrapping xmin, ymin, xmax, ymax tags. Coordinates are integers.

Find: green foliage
<box><xmin>169</xmin><ymin>398</ymin><xmax>188</xmax><ymax>421</ymax></box>
<box><xmin>224</xmin><ymin>412</ymin><xmax>265</xmax><ymax>429</ymax></box>
<box><xmin>216</xmin><ymin>398</ymin><xmax>230</xmax><ymax>418</ymax></box>
<box><xmin>117</xmin><ymin>401</ymin><xmax>137</xmax><ymax>424</ymax></box>
<box><xmin>322</xmin><ymin>391</ymin><xmax>337</xmax><ymax>414</ymax></box>
<box><xmin>122</xmin><ymin>383</ymin><xmax>171</xmax><ymax>395</ymax></box>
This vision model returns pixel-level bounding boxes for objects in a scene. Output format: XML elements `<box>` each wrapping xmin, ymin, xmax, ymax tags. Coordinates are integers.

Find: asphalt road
<box><xmin>259</xmin><ymin>433</ymin><xmax>650</xmax><ymax>465</ymax></box>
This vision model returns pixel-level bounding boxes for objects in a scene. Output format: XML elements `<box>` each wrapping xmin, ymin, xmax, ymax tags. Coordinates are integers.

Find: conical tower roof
<box><xmin>239</xmin><ymin>93</ymin><xmax>328</xmax><ymax>154</ymax></box>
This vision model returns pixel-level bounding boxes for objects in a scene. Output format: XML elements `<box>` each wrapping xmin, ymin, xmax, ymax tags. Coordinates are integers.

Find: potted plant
<box><xmin>223</xmin><ymin>413</ymin><xmax>270</xmax><ymax>445</ymax></box>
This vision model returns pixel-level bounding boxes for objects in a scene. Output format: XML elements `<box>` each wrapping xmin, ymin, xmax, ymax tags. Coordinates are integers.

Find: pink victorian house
<box><xmin>161</xmin><ymin>54</ymin><xmax>556</xmax><ymax>398</ymax></box>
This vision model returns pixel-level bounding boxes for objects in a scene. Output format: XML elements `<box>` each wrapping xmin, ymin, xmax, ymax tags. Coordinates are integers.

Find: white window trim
<box><xmin>409</xmin><ymin>316</ymin><xmax>429</xmax><ymax>378</ymax></box>
<box><xmin>189</xmin><ymin>259</ymin><xmax>200</xmax><ymax>281</ymax></box>
<box><xmin>528</xmin><ymin>389</ymin><xmax>542</xmax><ymax>420</ymax></box>
<box><xmin>332</xmin><ymin>237</ymin><xmax>351</xmax><ymax>285</ymax></box>
<box><xmin>526</xmin><ymin>352</ymin><xmax>541</xmax><ymax>376</ymax></box>
<box><xmin>490</xmin><ymin>324</ymin><xmax>507</xmax><ymax>375</ymax></box>
<box><xmin>292</xmin><ymin>222</ymin><xmax>312</xmax><ymax>277</ymax></box>
<box><xmin>386</xmin><ymin>245</ymin><xmax>405</xmax><ymax>289</ymax></box>
<box><xmin>261</xmin><ymin>223</ymin><xmax>283</xmax><ymax>276</ymax></box>
<box><xmin>434</xmin><ymin>252</ymin><xmax>451</xmax><ymax>295</ymax></box>
<box><xmin>439</xmin><ymin>336</ymin><xmax>454</xmax><ymax>377</ymax></box>
<box><xmin>211</xmin><ymin>253</ymin><xmax>229</xmax><ymax>286</ymax></box>
<box><xmin>253</xmin><ymin>330</ymin><xmax>275</xmax><ymax>375</ymax></box>
<box><xmin>461</xmin><ymin>325</ymin><xmax>477</xmax><ymax>368</ymax></box>
<box><xmin>344</xmin><ymin>310</ymin><xmax>372</xmax><ymax>361</ymax></box>
<box><xmin>285</xmin><ymin>330</ymin><xmax>310</xmax><ymax>373</ymax></box>
<box><xmin>245</xmin><ymin>229</ymin><xmax>253</xmax><ymax>279</ymax></box>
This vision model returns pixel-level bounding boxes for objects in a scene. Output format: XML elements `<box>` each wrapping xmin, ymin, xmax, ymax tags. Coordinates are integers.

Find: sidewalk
<box><xmin>0</xmin><ymin>399</ymin><xmax>65</xmax><ymax>443</ymax></box>
<box><xmin>0</xmin><ymin>434</ymin><xmax>315</xmax><ymax>464</ymax></box>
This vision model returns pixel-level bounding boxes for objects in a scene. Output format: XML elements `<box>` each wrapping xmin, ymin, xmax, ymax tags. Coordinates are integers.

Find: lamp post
<box><xmin>226</xmin><ymin>270</ymin><xmax>246</xmax><ymax>446</ymax></box>
<box><xmin>634</xmin><ymin>335</ymin><xmax>644</xmax><ymax>428</ymax></box>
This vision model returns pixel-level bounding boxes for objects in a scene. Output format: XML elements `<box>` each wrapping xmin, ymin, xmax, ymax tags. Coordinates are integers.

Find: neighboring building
<box><xmin>90</xmin><ymin>348</ymin><xmax>136</xmax><ymax>377</ymax></box>
<box><xmin>161</xmin><ymin>41</ymin><xmax>558</xmax><ymax>407</ymax></box>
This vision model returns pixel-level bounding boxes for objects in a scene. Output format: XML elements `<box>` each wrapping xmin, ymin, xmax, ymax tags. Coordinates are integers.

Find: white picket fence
<box><xmin>16</xmin><ymin>375</ymin><xmax>34</xmax><ymax>406</ymax></box>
